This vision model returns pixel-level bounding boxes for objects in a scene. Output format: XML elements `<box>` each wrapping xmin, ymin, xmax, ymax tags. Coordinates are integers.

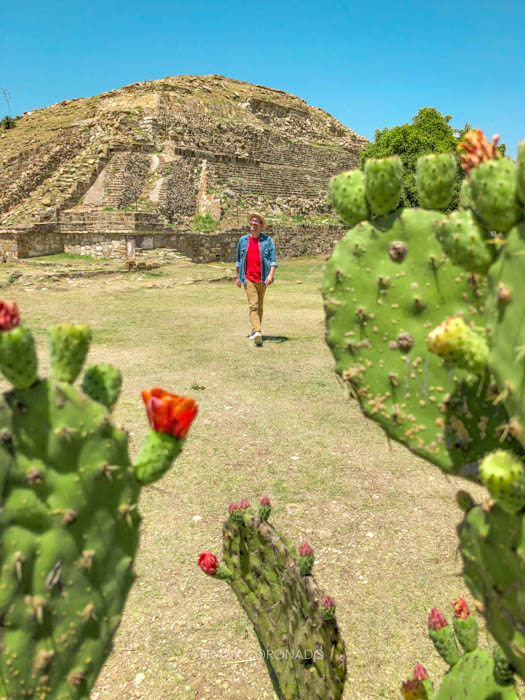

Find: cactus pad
<box><xmin>458</xmin><ymin>502</ymin><xmax>525</xmax><ymax>679</ymax></box>
<box><xmin>0</xmin><ymin>304</ymin><xmax>196</xmax><ymax>698</ymax></box>
<box><xmin>200</xmin><ymin>501</ymin><xmax>346</xmax><ymax>700</ymax></box>
<box><xmin>323</xmin><ymin>206</ymin><xmax>518</xmax><ymax>477</ymax></box>
<box><xmin>401</xmin><ymin>599</ymin><xmax>517</xmax><ymax>700</ymax></box>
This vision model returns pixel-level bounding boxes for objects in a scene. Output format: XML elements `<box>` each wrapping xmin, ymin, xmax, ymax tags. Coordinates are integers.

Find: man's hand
<box><xmin>235</xmin><ymin>277</ymin><xmax>241</xmax><ymax>288</ymax></box>
<box><xmin>264</xmin><ymin>275</ymin><xmax>274</xmax><ymax>286</ymax></box>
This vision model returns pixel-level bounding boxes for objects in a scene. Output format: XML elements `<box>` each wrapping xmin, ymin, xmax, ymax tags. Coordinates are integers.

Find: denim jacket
<box><xmin>235</xmin><ymin>233</ymin><xmax>278</xmax><ymax>285</ymax></box>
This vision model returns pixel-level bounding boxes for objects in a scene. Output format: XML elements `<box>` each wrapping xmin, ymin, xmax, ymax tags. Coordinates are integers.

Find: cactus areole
<box><xmin>0</xmin><ymin>303</ymin><xmax>196</xmax><ymax>699</ymax></box>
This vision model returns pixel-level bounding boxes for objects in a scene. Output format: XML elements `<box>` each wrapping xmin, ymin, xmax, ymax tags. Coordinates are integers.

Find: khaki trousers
<box><xmin>245</xmin><ymin>280</ymin><xmax>267</xmax><ymax>333</ymax></box>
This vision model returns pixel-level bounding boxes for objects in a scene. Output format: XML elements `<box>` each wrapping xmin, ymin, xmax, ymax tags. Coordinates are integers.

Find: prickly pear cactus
<box><xmin>400</xmin><ymin>599</ymin><xmax>518</xmax><ymax>700</ymax></box>
<box><xmin>324</xmin><ymin>132</ymin><xmax>525</xmax><ymax>684</ymax></box>
<box><xmin>198</xmin><ymin>498</ymin><xmax>346</xmax><ymax>700</ymax></box>
<box><xmin>323</xmin><ymin>152</ymin><xmax>521</xmax><ymax>478</ymax></box>
<box><xmin>0</xmin><ymin>302</ymin><xmax>197</xmax><ymax>699</ymax></box>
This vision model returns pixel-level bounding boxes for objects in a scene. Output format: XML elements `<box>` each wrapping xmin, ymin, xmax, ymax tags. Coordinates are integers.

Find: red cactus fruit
<box><xmin>239</xmin><ymin>498</ymin><xmax>250</xmax><ymax>509</ymax></box>
<box><xmin>260</xmin><ymin>496</ymin><xmax>271</xmax><ymax>507</ymax></box>
<box><xmin>412</xmin><ymin>664</ymin><xmax>429</xmax><ymax>681</ymax></box>
<box><xmin>428</xmin><ymin>607</ymin><xmax>448</xmax><ymax>630</ymax></box>
<box><xmin>198</xmin><ymin>551</ymin><xmax>218</xmax><ymax>576</ymax></box>
<box><xmin>298</xmin><ymin>542</ymin><xmax>313</xmax><ymax>557</ymax></box>
<box><xmin>457</xmin><ymin>129</ymin><xmax>502</xmax><ymax>174</ymax></box>
<box><xmin>321</xmin><ymin>596</ymin><xmax>335</xmax><ymax>610</ymax></box>
<box><xmin>141</xmin><ymin>388</ymin><xmax>197</xmax><ymax>438</ymax></box>
<box><xmin>400</xmin><ymin>665</ymin><xmax>429</xmax><ymax>700</ymax></box>
<box><xmin>452</xmin><ymin>597</ymin><xmax>471</xmax><ymax>618</ymax></box>
<box><xmin>0</xmin><ymin>301</ymin><xmax>19</xmax><ymax>331</ymax></box>
<box><xmin>228</xmin><ymin>503</ymin><xmax>240</xmax><ymax>513</ymax></box>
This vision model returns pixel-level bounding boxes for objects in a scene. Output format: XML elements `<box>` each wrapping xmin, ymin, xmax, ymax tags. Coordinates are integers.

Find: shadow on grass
<box><xmin>262</xmin><ymin>335</ymin><xmax>289</xmax><ymax>343</ymax></box>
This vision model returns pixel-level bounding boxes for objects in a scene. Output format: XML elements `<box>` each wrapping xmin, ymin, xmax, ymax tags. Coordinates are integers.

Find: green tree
<box><xmin>360</xmin><ymin>108</ymin><xmax>505</xmax><ymax>209</ymax></box>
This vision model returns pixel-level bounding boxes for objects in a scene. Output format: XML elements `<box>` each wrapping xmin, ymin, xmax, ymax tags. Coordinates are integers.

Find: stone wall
<box><xmin>0</xmin><ymin>225</ymin><xmax>344</xmax><ymax>263</ymax></box>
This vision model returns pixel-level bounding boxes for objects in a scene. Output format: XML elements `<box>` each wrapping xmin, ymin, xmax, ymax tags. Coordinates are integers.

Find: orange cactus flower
<box><xmin>141</xmin><ymin>388</ymin><xmax>197</xmax><ymax>438</ymax></box>
<box><xmin>457</xmin><ymin>129</ymin><xmax>502</xmax><ymax>174</ymax></box>
<box><xmin>452</xmin><ymin>597</ymin><xmax>471</xmax><ymax>618</ymax></box>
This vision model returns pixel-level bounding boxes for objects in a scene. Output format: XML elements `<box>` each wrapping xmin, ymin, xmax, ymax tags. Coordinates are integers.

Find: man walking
<box><xmin>235</xmin><ymin>213</ymin><xmax>278</xmax><ymax>346</ymax></box>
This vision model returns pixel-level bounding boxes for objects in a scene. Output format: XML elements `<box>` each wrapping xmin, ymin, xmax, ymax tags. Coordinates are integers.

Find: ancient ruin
<box><xmin>0</xmin><ymin>74</ymin><xmax>368</xmax><ymax>261</ymax></box>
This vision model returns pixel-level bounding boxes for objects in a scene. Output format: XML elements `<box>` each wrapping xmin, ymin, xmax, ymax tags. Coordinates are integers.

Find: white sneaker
<box><xmin>253</xmin><ymin>332</ymin><xmax>263</xmax><ymax>346</ymax></box>
<box><xmin>249</xmin><ymin>329</ymin><xmax>256</xmax><ymax>339</ymax></box>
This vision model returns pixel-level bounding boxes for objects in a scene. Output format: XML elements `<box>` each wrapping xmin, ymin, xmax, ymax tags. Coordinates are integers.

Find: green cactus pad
<box><xmin>429</xmin><ymin>625</ymin><xmax>460</xmax><ymax>666</ymax></box>
<box><xmin>434</xmin><ymin>209</ymin><xmax>495</xmax><ymax>274</ymax></box>
<box><xmin>323</xmin><ymin>208</ymin><xmax>520</xmax><ymax>478</ymax></box>
<box><xmin>0</xmin><ymin>310</ymin><xmax>192</xmax><ymax>698</ymax></box>
<box><xmin>0</xmin><ymin>325</ymin><xmax>38</xmax><ymax>389</ymax></box>
<box><xmin>453</xmin><ymin>615</ymin><xmax>478</xmax><ymax>653</ymax></box>
<box><xmin>479</xmin><ymin>450</ymin><xmax>525</xmax><ymax>514</ymax></box>
<box><xmin>81</xmin><ymin>363</ymin><xmax>122</xmax><ymax>410</ymax></box>
<box><xmin>219</xmin><ymin>507</ymin><xmax>346</xmax><ymax>700</ymax></box>
<box><xmin>459</xmin><ymin>179</ymin><xmax>474</xmax><ymax>210</ymax></box>
<box><xmin>134</xmin><ymin>428</ymin><xmax>182</xmax><ymax>485</ymax></box>
<box><xmin>486</xmin><ymin>222</ymin><xmax>525</xmax><ymax>448</ymax></box>
<box><xmin>416</xmin><ymin>153</ymin><xmax>457</xmax><ymax>210</ymax></box>
<box><xmin>0</xmin><ymin>378</ymin><xmax>139</xmax><ymax>699</ymax></box>
<box><xmin>329</xmin><ymin>170</ymin><xmax>370</xmax><ymax>227</ymax></box>
<box><xmin>517</xmin><ymin>141</ymin><xmax>525</xmax><ymax>205</ymax></box>
<box><xmin>434</xmin><ymin>648</ymin><xmax>517</xmax><ymax>699</ymax></box>
<box><xmin>469</xmin><ymin>159</ymin><xmax>522</xmax><ymax>233</ymax></box>
<box><xmin>49</xmin><ymin>323</ymin><xmax>92</xmax><ymax>383</ymax></box>
<box><xmin>364</xmin><ymin>156</ymin><xmax>403</xmax><ymax>216</ymax></box>
<box><xmin>493</xmin><ymin>646</ymin><xmax>516</xmax><ymax>685</ymax></box>
<box><xmin>458</xmin><ymin>502</ymin><xmax>525</xmax><ymax>679</ymax></box>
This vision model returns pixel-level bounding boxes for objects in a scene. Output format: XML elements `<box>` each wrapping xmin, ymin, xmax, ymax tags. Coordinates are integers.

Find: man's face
<box><xmin>250</xmin><ymin>217</ymin><xmax>263</xmax><ymax>235</ymax></box>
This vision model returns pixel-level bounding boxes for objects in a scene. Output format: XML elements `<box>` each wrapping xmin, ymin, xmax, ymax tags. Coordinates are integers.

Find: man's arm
<box><xmin>265</xmin><ymin>264</ymin><xmax>276</xmax><ymax>286</ymax></box>
<box><xmin>235</xmin><ymin>238</ymin><xmax>242</xmax><ymax>287</ymax></box>
<box><xmin>264</xmin><ymin>238</ymin><xmax>277</xmax><ymax>285</ymax></box>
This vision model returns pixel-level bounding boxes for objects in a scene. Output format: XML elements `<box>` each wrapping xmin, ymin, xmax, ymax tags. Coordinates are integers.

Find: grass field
<box><xmin>1</xmin><ymin>252</ymin><xmax>521</xmax><ymax>699</ymax></box>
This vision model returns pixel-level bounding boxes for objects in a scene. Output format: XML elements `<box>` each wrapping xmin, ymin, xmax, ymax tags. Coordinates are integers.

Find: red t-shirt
<box><xmin>245</xmin><ymin>235</ymin><xmax>262</xmax><ymax>284</ymax></box>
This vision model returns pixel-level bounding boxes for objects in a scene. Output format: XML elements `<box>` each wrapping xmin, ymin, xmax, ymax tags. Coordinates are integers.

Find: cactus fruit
<box><xmin>298</xmin><ymin>541</ymin><xmax>314</xmax><ymax>575</ymax></box>
<box><xmin>199</xmin><ymin>500</ymin><xmax>346</xmax><ymax>700</ymax></box>
<box><xmin>401</xmin><ymin>600</ymin><xmax>517</xmax><ymax>699</ymax></box>
<box><xmin>426</xmin><ymin>316</ymin><xmax>489</xmax><ymax>375</ymax></box>
<box><xmin>478</xmin><ymin>450</ymin><xmax>525</xmax><ymax>514</ymax></box>
<box><xmin>0</xmin><ymin>302</ymin><xmax>197</xmax><ymax>699</ymax></box>
<box><xmin>416</xmin><ymin>154</ymin><xmax>457</xmax><ymax>210</ymax></box>
<box><xmin>434</xmin><ymin>210</ymin><xmax>495</xmax><ymax>274</ymax></box>
<box><xmin>428</xmin><ymin>608</ymin><xmax>460</xmax><ymax>666</ymax></box>
<box><xmin>49</xmin><ymin>323</ymin><xmax>92</xmax><ymax>383</ymax></box>
<box><xmin>468</xmin><ymin>159</ymin><xmax>522</xmax><ymax>234</ymax></box>
<box><xmin>364</xmin><ymin>155</ymin><xmax>404</xmax><ymax>215</ymax></box>
<box><xmin>329</xmin><ymin>170</ymin><xmax>370</xmax><ymax>227</ymax></box>
<box><xmin>0</xmin><ymin>303</ymin><xmax>37</xmax><ymax>389</ymax></box>
<box><xmin>81</xmin><ymin>363</ymin><xmax>122</xmax><ymax>410</ymax></box>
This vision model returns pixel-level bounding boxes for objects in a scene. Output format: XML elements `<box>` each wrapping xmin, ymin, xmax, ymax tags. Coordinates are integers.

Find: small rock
<box><xmin>134</xmin><ymin>672</ymin><xmax>145</xmax><ymax>686</ymax></box>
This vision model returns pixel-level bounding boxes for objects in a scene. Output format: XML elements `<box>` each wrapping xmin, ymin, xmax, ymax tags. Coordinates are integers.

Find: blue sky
<box><xmin>2</xmin><ymin>0</ymin><xmax>524</xmax><ymax>156</ymax></box>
